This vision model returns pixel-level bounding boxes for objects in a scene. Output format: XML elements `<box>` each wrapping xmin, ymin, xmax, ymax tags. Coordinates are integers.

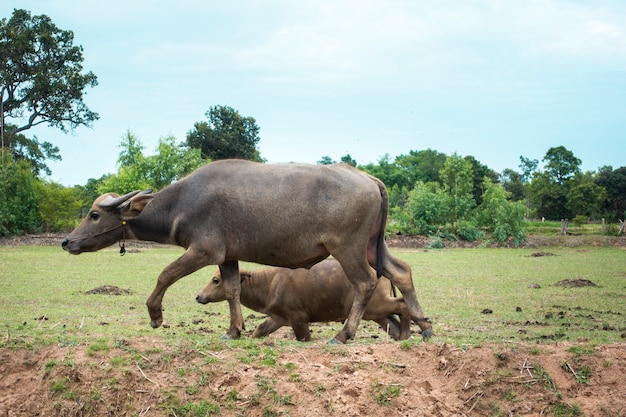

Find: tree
<box><xmin>404</xmin><ymin>181</ymin><xmax>450</xmax><ymax>236</ymax></box>
<box><xmin>439</xmin><ymin>153</ymin><xmax>475</xmax><ymax>230</ymax></box>
<box><xmin>542</xmin><ymin>146</ymin><xmax>581</xmax><ymax>184</ymax></box>
<box><xmin>530</xmin><ymin>146</ymin><xmax>582</xmax><ymax>220</ymax></box>
<box><xmin>0</xmin><ymin>154</ymin><xmax>39</xmax><ymax>235</ymax></box>
<box><xmin>35</xmin><ymin>180</ymin><xmax>84</xmax><ymax>232</ymax></box>
<box><xmin>359</xmin><ymin>154</ymin><xmax>405</xmax><ymax>189</ymax></box>
<box><xmin>317</xmin><ymin>154</ymin><xmax>357</xmax><ymax>166</ymax></box>
<box><xmin>395</xmin><ymin>149</ymin><xmax>447</xmax><ymax>189</ymax></box>
<box><xmin>317</xmin><ymin>156</ymin><xmax>335</xmax><ymax>165</ymax></box>
<box><xmin>7</xmin><ymin>128</ymin><xmax>61</xmax><ymax>175</ymax></box>
<box><xmin>339</xmin><ymin>153</ymin><xmax>357</xmax><ymax>167</ymax></box>
<box><xmin>99</xmin><ymin>131</ymin><xmax>204</xmax><ymax>194</ymax></box>
<box><xmin>596</xmin><ymin>166</ymin><xmax>626</xmax><ymax>221</ymax></box>
<box><xmin>186</xmin><ymin>105</ymin><xmax>263</xmax><ymax>162</ymax></box>
<box><xmin>477</xmin><ymin>178</ymin><xmax>526</xmax><ymax>246</ymax></box>
<box><xmin>0</xmin><ymin>9</ymin><xmax>99</xmax><ymax>155</ymax></box>
<box><xmin>566</xmin><ymin>172</ymin><xmax>606</xmax><ymax>220</ymax></box>
<box><xmin>464</xmin><ymin>155</ymin><xmax>498</xmax><ymax>205</ymax></box>
<box><xmin>518</xmin><ymin>156</ymin><xmax>539</xmax><ymax>217</ymax></box>
<box><xmin>500</xmin><ymin>168</ymin><xmax>525</xmax><ymax>202</ymax></box>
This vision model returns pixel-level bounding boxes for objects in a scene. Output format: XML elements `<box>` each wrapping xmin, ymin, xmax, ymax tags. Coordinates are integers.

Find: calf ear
<box><xmin>121</xmin><ymin>193</ymin><xmax>154</xmax><ymax>219</ymax></box>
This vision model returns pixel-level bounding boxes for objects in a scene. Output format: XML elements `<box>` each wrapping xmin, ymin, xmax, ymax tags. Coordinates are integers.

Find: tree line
<box><xmin>1</xmin><ymin>9</ymin><xmax>625</xmax><ymax>242</ymax></box>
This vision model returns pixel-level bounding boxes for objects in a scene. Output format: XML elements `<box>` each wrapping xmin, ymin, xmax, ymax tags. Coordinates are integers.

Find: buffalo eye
<box><xmin>212</xmin><ymin>278</ymin><xmax>220</xmax><ymax>285</ymax></box>
<box><xmin>89</xmin><ymin>211</ymin><xmax>100</xmax><ymax>221</ymax></box>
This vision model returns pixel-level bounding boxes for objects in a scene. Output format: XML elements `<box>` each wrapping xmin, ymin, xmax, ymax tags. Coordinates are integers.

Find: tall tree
<box><xmin>464</xmin><ymin>155</ymin><xmax>498</xmax><ymax>205</ymax></box>
<box><xmin>186</xmin><ymin>105</ymin><xmax>264</xmax><ymax>162</ymax></box>
<box><xmin>542</xmin><ymin>146</ymin><xmax>581</xmax><ymax>184</ymax></box>
<box><xmin>596</xmin><ymin>166</ymin><xmax>626</xmax><ymax>221</ymax></box>
<box><xmin>395</xmin><ymin>149</ymin><xmax>447</xmax><ymax>189</ymax></box>
<box><xmin>0</xmin><ymin>9</ymin><xmax>99</xmax><ymax>154</ymax></box>
<box><xmin>359</xmin><ymin>154</ymin><xmax>405</xmax><ymax>189</ymax></box>
<box><xmin>530</xmin><ymin>146</ymin><xmax>582</xmax><ymax>220</ymax></box>
<box><xmin>518</xmin><ymin>156</ymin><xmax>539</xmax><ymax>217</ymax></box>
<box><xmin>566</xmin><ymin>172</ymin><xmax>606</xmax><ymax>220</ymax></box>
<box><xmin>440</xmin><ymin>153</ymin><xmax>475</xmax><ymax>231</ymax></box>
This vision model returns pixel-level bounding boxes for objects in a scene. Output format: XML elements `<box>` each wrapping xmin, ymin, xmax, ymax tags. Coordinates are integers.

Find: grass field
<box><xmin>1</xmin><ymin>244</ymin><xmax>624</xmax><ymax>348</ymax></box>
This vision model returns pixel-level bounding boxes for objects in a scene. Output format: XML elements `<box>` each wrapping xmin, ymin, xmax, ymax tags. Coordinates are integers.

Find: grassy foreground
<box><xmin>0</xmin><ymin>244</ymin><xmax>625</xmax><ymax>349</ymax></box>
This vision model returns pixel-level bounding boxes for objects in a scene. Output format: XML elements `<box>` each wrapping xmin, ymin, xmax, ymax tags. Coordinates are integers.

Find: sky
<box><xmin>2</xmin><ymin>0</ymin><xmax>625</xmax><ymax>186</ymax></box>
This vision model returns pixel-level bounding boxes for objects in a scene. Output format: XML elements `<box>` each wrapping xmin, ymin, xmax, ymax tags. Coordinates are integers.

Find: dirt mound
<box><xmin>555</xmin><ymin>279</ymin><xmax>598</xmax><ymax>288</ymax></box>
<box><xmin>1</xmin><ymin>339</ymin><xmax>625</xmax><ymax>416</ymax></box>
<box><xmin>530</xmin><ymin>251</ymin><xmax>557</xmax><ymax>257</ymax></box>
<box><xmin>84</xmin><ymin>285</ymin><xmax>131</xmax><ymax>295</ymax></box>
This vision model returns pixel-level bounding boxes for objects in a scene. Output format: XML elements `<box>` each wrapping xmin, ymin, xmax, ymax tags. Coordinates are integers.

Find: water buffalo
<box><xmin>196</xmin><ymin>259</ymin><xmax>412</xmax><ymax>341</ymax></box>
<box><xmin>62</xmin><ymin>159</ymin><xmax>431</xmax><ymax>343</ymax></box>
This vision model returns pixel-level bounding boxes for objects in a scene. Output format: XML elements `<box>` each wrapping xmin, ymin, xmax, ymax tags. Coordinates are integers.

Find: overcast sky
<box><xmin>3</xmin><ymin>1</ymin><xmax>625</xmax><ymax>186</ymax></box>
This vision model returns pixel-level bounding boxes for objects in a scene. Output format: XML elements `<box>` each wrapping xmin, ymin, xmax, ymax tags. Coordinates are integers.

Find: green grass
<box><xmin>0</xmin><ymin>244</ymin><xmax>625</xmax><ymax>349</ymax></box>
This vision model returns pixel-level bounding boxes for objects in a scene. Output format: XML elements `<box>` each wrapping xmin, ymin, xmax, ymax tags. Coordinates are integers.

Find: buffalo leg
<box><xmin>219</xmin><ymin>260</ymin><xmax>244</xmax><ymax>339</ymax></box>
<box><xmin>381</xmin><ymin>251</ymin><xmax>433</xmax><ymax>338</ymax></box>
<box><xmin>147</xmin><ymin>248</ymin><xmax>212</xmax><ymax>328</ymax></box>
<box><xmin>332</xmin><ymin>257</ymin><xmax>377</xmax><ymax>343</ymax></box>
<box><xmin>252</xmin><ymin>317</ymin><xmax>284</xmax><ymax>338</ymax></box>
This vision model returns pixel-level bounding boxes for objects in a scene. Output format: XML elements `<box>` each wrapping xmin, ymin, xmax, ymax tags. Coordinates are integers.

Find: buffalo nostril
<box><xmin>61</xmin><ymin>238</ymin><xmax>68</xmax><ymax>248</ymax></box>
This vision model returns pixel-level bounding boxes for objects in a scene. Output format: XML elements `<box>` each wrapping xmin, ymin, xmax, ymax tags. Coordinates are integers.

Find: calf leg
<box><xmin>290</xmin><ymin>317</ymin><xmax>312</xmax><ymax>342</ymax></box>
<box><xmin>374</xmin><ymin>316</ymin><xmax>402</xmax><ymax>340</ymax></box>
<box><xmin>219</xmin><ymin>260</ymin><xmax>244</xmax><ymax>339</ymax></box>
<box><xmin>147</xmin><ymin>248</ymin><xmax>212</xmax><ymax>328</ymax></box>
<box><xmin>252</xmin><ymin>317</ymin><xmax>284</xmax><ymax>338</ymax></box>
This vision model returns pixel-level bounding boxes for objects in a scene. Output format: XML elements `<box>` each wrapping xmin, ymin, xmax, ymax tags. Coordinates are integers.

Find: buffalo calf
<box><xmin>197</xmin><ymin>259</ymin><xmax>412</xmax><ymax>341</ymax></box>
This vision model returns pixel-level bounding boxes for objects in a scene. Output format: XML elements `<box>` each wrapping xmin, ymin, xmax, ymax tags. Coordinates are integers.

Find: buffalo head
<box><xmin>62</xmin><ymin>190</ymin><xmax>153</xmax><ymax>254</ymax></box>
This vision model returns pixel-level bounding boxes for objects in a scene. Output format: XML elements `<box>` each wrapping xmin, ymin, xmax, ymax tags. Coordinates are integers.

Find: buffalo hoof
<box><xmin>422</xmin><ymin>328</ymin><xmax>433</xmax><ymax>340</ymax></box>
<box><xmin>328</xmin><ymin>338</ymin><xmax>343</xmax><ymax>345</ymax></box>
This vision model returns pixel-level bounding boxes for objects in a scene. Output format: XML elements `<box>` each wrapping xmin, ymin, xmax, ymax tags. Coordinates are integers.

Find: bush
<box><xmin>456</xmin><ymin>220</ymin><xmax>485</xmax><ymax>242</ymax></box>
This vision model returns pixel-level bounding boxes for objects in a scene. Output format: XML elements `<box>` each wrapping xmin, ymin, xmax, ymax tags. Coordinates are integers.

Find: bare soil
<box><xmin>1</xmin><ymin>234</ymin><xmax>625</xmax><ymax>416</ymax></box>
<box><xmin>1</xmin><ymin>337</ymin><xmax>625</xmax><ymax>416</ymax></box>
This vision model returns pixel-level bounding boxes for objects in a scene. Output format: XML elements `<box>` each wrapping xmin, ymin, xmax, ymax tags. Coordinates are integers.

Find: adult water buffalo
<box><xmin>62</xmin><ymin>159</ymin><xmax>431</xmax><ymax>343</ymax></box>
<box><xmin>196</xmin><ymin>259</ymin><xmax>412</xmax><ymax>341</ymax></box>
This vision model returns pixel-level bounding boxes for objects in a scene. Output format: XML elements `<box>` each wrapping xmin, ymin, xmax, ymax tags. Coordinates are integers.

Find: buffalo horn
<box><xmin>97</xmin><ymin>189</ymin><xmax>153</xmax><ymax>209</ymax></box>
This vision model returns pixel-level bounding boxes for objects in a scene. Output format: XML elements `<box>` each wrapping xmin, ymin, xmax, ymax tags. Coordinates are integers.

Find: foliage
<box><xmin>359</xmin><ymin>154</ymin><xmax>408</xmax><ymax>190</ymax></box>
<box><xmin>543</xmin><ymin>146</ymin><xmax>581</xmax><ymax>184</ymax></box>
<box><xmin>6</xmin><ymin>128</ymin><xmax>61</xmax><ymax>176</ymax></box>
<box><xmin>98</xmin><ymin>131</ymin><xmax>204</xmax><ymax>194</ymax></box>
<box><xmin>566</xmin><ymin>172</ymin><xmax>606</xmax><ymax>219</ymax></box>
<box><xmin>0</xmin><ymin>9</ymin><xmax>98</xmax><ymax>169</ymax></box>
<box><xmin>403</xmin><ymin>181</ymin><xmax>450</xmax><ymax>235</ymax></box>
<box><xmin>476</xmin><ymin>178</ymin><xmax>527</xmax><ymax>246</ymax></box>
<box><xmin>596</xmin><ymin>166</ymin><xmax>626</xmax><ymax>222</ymax></box>
<box><xmin>186</xmin><ymin>105</ymin><xmax>264</xmax><ymax>162</ymax></box>
<box><xmin>0</xmin><ymin>154</ymin><xmax>39</xmax><ymax>235</ymax></box>
<box><xmin>35</xmin><ymin>180</ymin><xmax>85</xmax><ymax>232</ymax></box>
<box><xmin>317</xmin><ymin>153</ymin><xmax>357</xmax><ymax>166</ymax></box>
<box><xmin>440</xmin><ymin>153</ymin><xmax>475</xmax><ymax>231</ymax></box>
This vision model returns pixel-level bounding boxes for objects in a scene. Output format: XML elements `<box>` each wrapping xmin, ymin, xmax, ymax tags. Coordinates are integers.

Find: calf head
<box><xmin>62</xmin><ymin>190</ymin><xmax>153</xmax><ymax>254</ymax></box>
<box><xmin>196</xmin><ymin>270</ymin><xmax>251</xmax><ymax>304</ymax></box>
<box><xmin>196</xmin><ymin>270</ymin><xmax>226</xmax><ymax>304</ymax></box>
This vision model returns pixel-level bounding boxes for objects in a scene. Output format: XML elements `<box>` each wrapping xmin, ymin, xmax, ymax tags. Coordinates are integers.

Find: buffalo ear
<box><xmin>121</xmin><ymin>193</ymin><xmax>154</xmax><ymax>219</ymax></box>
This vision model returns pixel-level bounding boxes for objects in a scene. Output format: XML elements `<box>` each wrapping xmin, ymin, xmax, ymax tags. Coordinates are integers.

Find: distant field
<box><xmin>1</xmin><ymin>245</ymin><xmax>624</xmax><ymax>348</ymax></box>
